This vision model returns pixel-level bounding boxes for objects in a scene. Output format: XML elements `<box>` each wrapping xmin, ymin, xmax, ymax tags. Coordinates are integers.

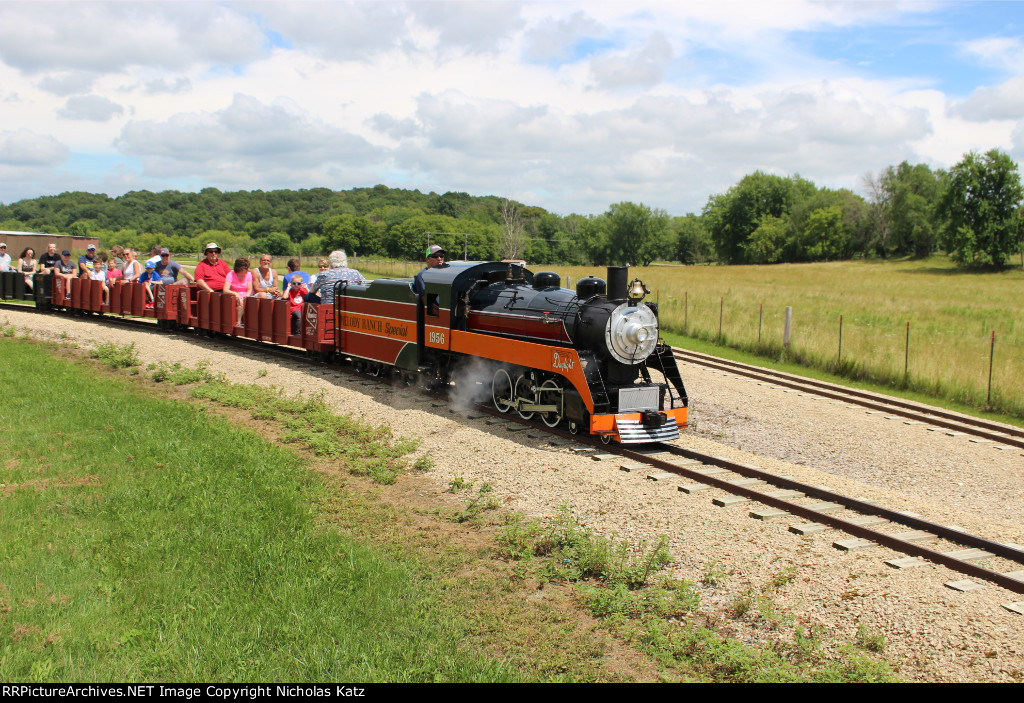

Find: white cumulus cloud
<box><xmin>115</xmin><ymin>94</ymin><xmax>385</xmax><ymax>180</ymax></box>
<box><xmin>58</xmin><ymin>95</ymin><xmax>125</xmax><ymax>122</ymax></box>
<box><xmin>0</xmin><ymin>129</ymin><xmax>69</xmax><ymax>166</ymax></box>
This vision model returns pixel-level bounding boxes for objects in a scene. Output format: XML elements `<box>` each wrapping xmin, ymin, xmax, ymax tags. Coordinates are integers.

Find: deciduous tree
<box><xmin>939</xmin><ymin>149</ymin><xmax>1023</xmax><ymax>267</ymax></box>
<box><xmin>605</xmin><ymin>202</ymin><xmax>671</xmax><ymax>266</ymax></box>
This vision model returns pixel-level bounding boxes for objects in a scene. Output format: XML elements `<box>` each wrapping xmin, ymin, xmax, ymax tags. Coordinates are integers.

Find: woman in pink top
<box><xmin>222</xmin><ymin>257</ymin><xmax>253</xmax><ymax>325</ymax></box>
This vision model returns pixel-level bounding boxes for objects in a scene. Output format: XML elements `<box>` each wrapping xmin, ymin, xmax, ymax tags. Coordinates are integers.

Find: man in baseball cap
<box><xmin>412</xmin><ymin>245</ymin><xmax>446</xmax><ymax>296</ymax></box>
<box><xmin>78</xmin><ymin>244</ymin><xmax>97</xmax><ymax>276</ymax></box>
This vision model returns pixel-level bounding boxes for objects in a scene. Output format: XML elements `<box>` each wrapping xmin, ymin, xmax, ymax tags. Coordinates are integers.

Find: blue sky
<box><xmin>789</xmin><ymin>2</ymin><xmax>1022</xmax><ymax>94</ymax></box>
<box><xmin>1</xmin><ymin>1</ymin><xmax>1022</xmax><ymax>217</ymax></box>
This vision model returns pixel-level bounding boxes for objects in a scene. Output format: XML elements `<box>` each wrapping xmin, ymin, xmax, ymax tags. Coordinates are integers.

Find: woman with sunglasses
<box><xmin>122</xmin><ymin>248</ymin><xmax>143</xmax><ymax>282</ymax></box>
<box><xmin>253</xmin><ymin>254</ymin><xmax>284</xmax><ymax>299</ymax></box>
<box><xmin>308</xmin><ymin>259</ymin><xmax>329</xmax><ymax>287</ymax></box>
<box><xmin>223</xmin><ymin>257</ymin><xmax>253</xmax><ymax>324</ymax></box>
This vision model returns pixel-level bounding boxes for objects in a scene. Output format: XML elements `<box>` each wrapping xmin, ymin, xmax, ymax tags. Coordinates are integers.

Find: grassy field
<box><xmin>527</xmin><ymin>258</ymin><xmax>1024</xmax><ymax>421</ymax></box>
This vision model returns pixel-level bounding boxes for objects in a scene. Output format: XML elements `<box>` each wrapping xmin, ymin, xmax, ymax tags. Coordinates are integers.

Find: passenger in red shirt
<box><xmin>286</xmin><ymin>273</ymin><xmax>308</xmax><ymax>335</ymax></box>
<box><xmin>193</xmin><ymin>242</ymin><xmax>231</xmax><ymax>293</ymax></box>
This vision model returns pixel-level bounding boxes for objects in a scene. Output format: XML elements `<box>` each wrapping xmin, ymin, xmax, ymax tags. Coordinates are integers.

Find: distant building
<box><xmin>0</xmin><ymin>230</ymin><xmax>99</xmax><ymax>254</ymax></box>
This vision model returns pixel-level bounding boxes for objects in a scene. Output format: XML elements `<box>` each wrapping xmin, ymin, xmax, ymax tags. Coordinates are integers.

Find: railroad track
<box><xmin>7</xmin><ymin>301</ymin><xmax>1024</xmax><ymax>606</ymax></box>
<box><xmin>610</xmin><ymin>442</ymin><xmax>1024</xmax><ymax>600</ymax></box>
<box><xmin>674</xmin><ymin>347</ymin><xmax>1024</xmax><ymax>451</ymax></box>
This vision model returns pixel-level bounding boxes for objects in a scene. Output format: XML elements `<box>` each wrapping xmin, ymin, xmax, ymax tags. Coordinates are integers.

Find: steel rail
<box><xmin>615</xmin><ymin>443</ymin><xmax>1024</xmax><ymax>595</ymax></box>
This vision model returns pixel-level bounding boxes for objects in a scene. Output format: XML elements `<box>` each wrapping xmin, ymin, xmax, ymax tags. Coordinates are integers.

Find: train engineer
<box><xmin>413</xmin><ymin>245</ymin><xmax>447</xmax><ymax>296</ymax></box>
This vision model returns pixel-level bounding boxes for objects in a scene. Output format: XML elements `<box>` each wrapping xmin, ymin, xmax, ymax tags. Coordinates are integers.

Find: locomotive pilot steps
<box><xmin>333</xmin><ymin>261</ymin><xmax>688</xmax><ymax>444</ymax></box>
<box><xmin>5</xmin><ymin>260</ymin><xmax>688</xmax><ymax>445</ymax></box>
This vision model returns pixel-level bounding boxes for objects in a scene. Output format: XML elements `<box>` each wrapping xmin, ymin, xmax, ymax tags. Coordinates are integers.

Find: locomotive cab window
<box><xmin>426</xmin><ymin>293</ymin><xmax>440</xmax><ymax>317</ymax></box>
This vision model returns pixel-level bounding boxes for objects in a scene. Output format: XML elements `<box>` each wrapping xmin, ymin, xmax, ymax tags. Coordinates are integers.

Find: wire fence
<box><xmin>657</xmin><ymin>293</ymin><xmax>1024</xmax><ymax>419</ymax></box>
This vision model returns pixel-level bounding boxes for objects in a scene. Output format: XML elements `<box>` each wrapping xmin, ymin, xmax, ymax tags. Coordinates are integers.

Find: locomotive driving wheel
<box><xmin>515</xmin><ymin>374</ymin><xmax>535</xmax><ymax>420</ymax></box>
<box><xmin>492</xmin><ymin>368</ymin><xmax>514</xmax><ymax>413</ymax></box>
<box><xmin>538</xmin><ymin>379</ymin><xmax>564</xmax><ymax>427</ymax></box>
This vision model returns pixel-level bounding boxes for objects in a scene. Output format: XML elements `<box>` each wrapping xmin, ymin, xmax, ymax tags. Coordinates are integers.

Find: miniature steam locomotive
<box><xmin>334</xmin><ymin>261</ymin><xmax>688</xmax><ymax>443</ymax></box>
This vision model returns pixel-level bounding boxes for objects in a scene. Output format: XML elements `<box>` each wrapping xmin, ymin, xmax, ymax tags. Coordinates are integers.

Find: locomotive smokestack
<box><xmin>607</xmin><ymin>265</ymin><xmax>629</xmax><ymax>302</ymax></box>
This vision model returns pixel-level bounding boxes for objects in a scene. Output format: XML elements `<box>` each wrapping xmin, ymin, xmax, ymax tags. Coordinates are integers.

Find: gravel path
<box><xmin>5</xmin><ymin>307</ymin><xmax>1023</xmax><ymax>683</ymax></box>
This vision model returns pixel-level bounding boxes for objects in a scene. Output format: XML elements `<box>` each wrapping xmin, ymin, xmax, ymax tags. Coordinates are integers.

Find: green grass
<box><xmin>0</xmin><ymin>338</ymin><xmax>520</xmax><ymax>682</ymax></box>
<box><xmin>184</xmin><ymin>382</ymin><xmax>420</xmax><ymax>486</ymax></box>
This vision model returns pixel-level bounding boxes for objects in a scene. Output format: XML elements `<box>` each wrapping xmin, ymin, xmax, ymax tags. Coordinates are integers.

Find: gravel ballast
<box><xmin>4</xmin><ymin>307</ymin><xmax>1022</xmax><ymax>683</ymax></box>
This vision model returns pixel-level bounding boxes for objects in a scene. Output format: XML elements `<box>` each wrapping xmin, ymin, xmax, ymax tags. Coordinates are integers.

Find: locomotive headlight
<box><xmin>623</xmin><ymin>319</ymin><xmax>650</xmax><ymax>345</ymax></box>
<box><xmin>604</xmin><ymin>302</ymin><xmax>659</xmax><ymax>364</ymax></box>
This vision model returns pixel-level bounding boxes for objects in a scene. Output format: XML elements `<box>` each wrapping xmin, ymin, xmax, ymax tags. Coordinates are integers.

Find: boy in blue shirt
<box><xmin>140</xmin><ymin>260</ymin><xmax>161</xmax><ymax>307</ymax></box>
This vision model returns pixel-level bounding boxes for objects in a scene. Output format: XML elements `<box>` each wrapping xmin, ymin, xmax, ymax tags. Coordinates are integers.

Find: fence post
<box><xmin>784</xmin><ymin>307</ymin><xmax>792</xmax><ymax>348</ymax></box>
<box><xmin>758</xmin><ymin>304</ymin><xmax>763</xmax><ymax>345</ymax></box>
<box><xmin>904</xmin><ymin>322</ymin><xmax>910</xmax><ymax>376</ymax></box>
<box><xmin>987</xmin><ymin>330</ymin><xmax>995</xmax><ymax>406</ymax></box>
<box><xmin>718</xmin><ymin>297</ymin><xmax>723</xmax><ymax>341</ymax></box>
<box><xmin>684</xmin><ymin>292</ymin><xmax>688</xmax><ymax>333</ymax></box>
<box><xmin>838</xmin><ymin>314</ymin><xmax>843</xmax><ymax>364</ymax></box>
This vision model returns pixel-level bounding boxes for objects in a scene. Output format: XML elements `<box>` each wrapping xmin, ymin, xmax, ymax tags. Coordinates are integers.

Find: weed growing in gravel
<box><xmin>754</xmin><ymin>566</ymin><xmax>797</xmax><ymax>628</ymax></box>
<box><xmin>767</xmin><ymin>566</ymin><xmax>797</xmax><ymax>590</ymax></box>
<box><xmin>793</xmin><ymin>625</ymin><xmax>825</xmax><ymax>661</ymax></box>
<box><xmin>496</xmin><ymin>506</ymin><xmax>673</xmax><ymax>588</ymax></box>
<box><xmin>189</xmin><ymin>381</ymin><xmax>420</xmax><ymax>485</ymax></box>
<box><xmin>434</xmin><ymin>483</ymin><xmax>500</xmax><ymax>523</ymax></box>
<box><xmin>492</xmin><ymin>507</ymin><xmax>895</xmax><ymax>681</ymax></box>
<box><xmin>412</xmin><ymin>453</ymin><xmax>434</xmax><ymax>472</ymax></box>
<box><xmin>149</xmin><ymin>360</ymin><xmax>220</xmax><ymax>385</ymax></box>
<box><xmin>448</xmin><ymin>475</ymin><xmax>474</xmax><ymax>493</ymax></box>
<box><xmin>1</xmin><ymin>319</ymin><xmax>14</xmax><ymax>337</ymax></box>
<box><xmin>701</xmin><ymin>561</ymin><xmax>728</xmax><ymax>587</ymax></box>
<box><xmin>728</xmin><ymin>589</ymin><xmax>755</xmax><ymax>618</ymax></box>
<box><xmin>576</xmin><ymin>577</ymin><xmax>700</xmax><ymax>621</ymax></box>
<box><xmin>755</xmin><ymin>594</ymin><xmax>790</xmax><ymax>630</ymax></box>
<box><xmin>89</xmin><ymin>341</ymin><xmax>139</xmax><ymax>368</ymax></box>
<box><xmin>856</xmin><ymin>624</ymin><xmax>887</xmax><ymax>652</ymax></box>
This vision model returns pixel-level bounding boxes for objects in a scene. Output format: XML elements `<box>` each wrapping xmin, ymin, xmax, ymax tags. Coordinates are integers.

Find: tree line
<box><xmin>1</xmin><ymin>149</ymin><xmax>1020</xmax><ymax>268</ymax></box>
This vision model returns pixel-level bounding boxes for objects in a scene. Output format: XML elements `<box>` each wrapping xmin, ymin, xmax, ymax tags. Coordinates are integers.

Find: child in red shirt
<box><xmin>286</xmin><ymin>274</ymin><xmax>308</xmax><ymax>335</ymax></box>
